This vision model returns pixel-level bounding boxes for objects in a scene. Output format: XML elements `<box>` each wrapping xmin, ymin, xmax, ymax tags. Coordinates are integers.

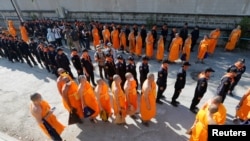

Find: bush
<box><xmin>238</xmin><ymin>17</ymin><xmax>250</xmax><ymax>49</ymax></box>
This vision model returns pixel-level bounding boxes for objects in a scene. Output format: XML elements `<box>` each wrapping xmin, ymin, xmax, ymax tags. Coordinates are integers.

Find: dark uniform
<box><xmin>126</xmin><ymin>56</ymin><xmax>138</xmax><ymax>88</ymax></box>
<box><xmin>139</xmin><ymin>56</ymin><xmax>149</xmax><ymax>88</ymax></box>
<box><xmin>81</xmin><ymin>54</ymin><xmax>96</xmax><ymax>86</ymax></box>
<box><xmin>47</xmin><ymin>46</ymin><xmax>58</xmax><ymax>76</ymax></box>
<box><xmin>171</xmin><ymin>68</ymin><xmax>187</xmax><ymax>106</ymax></box>
<box><xmin>115</xmin><ymin>55</ymin><xmax>126</xmax><ymax>88</ymax></box>
<box><xmin>29</xmin><ymin>40</ymin><xmax>42</xmax><ymax>65</ymax></box>
<box><xmin>190</xmin><ymin>75</ymin><xmax>208</xmax><ymax>111</ymax></box>
<box><xmin>18</xmin><ymin>40</ymin><xmax>37</xmax><ymax>67</ymax></box>
<box><xmin>37</xmin><ymin>44</ymin><xmax>51</xmax><ymax>73</ymax></box>
<box><xmin>156</xmin><ymin>64</ymin><xmax>168</xmax><ymax>103</ymax></box>
<box><xmin>104</xmin><ymin>54</ymin><xmax>116</xmax><ymax>87</ymax></box>
<box><xmin>71</xmin><ymin>49</ymin><xmax>83</xmax><ymax>76</ymax></box>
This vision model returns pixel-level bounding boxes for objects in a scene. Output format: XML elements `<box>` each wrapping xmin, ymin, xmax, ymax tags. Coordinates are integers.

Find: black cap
<box><xmin>182</xmin><ymin>61</ymin><xmax>191</xmax><ymax>66</ymax></box>
<box><xmin>117</xmin><ymin>55</ymin><xmax>123</xmax><ymax>60</ymax></box>
<box><xmin>82</xmin><ymin>48</ymin><xmax>88</xmax><ymax>52</ymax></box>
<box><xmin>71</xmin><ymin>48</ymin><xmax>77</xmax><ymax>52</ymax></box>
<box><xmin>229</xmin><ymin>67</ymin><xmax>237</xmax><ymax>73</ymax></box>
<box><xmin>162</xmin><ymin>59</ymin><xmax>168</xmax><ymax>64</ymax></box>
<box><xmin>142</xmin><ymin>55</ymin><xmax>149</xmax><ymax>60</ymax></box>
<box><xmin>238</xmin><ymin>58</ymin><xmax>245</xmax><ymax>63</ymax></box>
<box><xmin>56</xmin><ymin>47</ymin><xmax>63</xmax><ymax>52</ymax></box>
<box><xmin>128</xmin><ymin>56</ymin><xmax>134</xmax><ymax>61</ymax></box>
<box><xmin>205</xmin><ymin>67</ymin><xmax>215</xmax><ymax>72</ymax></box>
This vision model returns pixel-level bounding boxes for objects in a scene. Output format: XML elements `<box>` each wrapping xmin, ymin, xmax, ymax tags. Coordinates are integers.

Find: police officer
<box><xmin>47</xmin><ymin>44</ymin><xmax>58</xmax><ymax>76</ymax></box>
<box><xmin>171</xmin><ymin>61</ymin><xmax>191</xmax><ymax>107</ymax></box>
<box><xmin>18</xmin><ymin>39</ymin><xmax>38</xmax><ymax>67</ymax></box>
<box><xmin>156</xmin><ymin>59</ymin><xmax>169</xmax><ymax>104</ymax></box>
<box><xmin>139</xmin><ymin>55</ymin><xmax>149</xmax><ymax>89</ymax></box>
<box><xmin>217</xmin><ymin>68</ymin><xmax>237</xmax><ymax>103</ymax></box>
<box><xmin>104</xmin><ymin>53</ymin><xmax>116</xmax><ymax>87</ymax></box>
<box><xmin>189</xmin><ymin>67</ymin><xmax>215</xmax><ymax>113</ymax></box>
<box><xmin>29</xmin><ymin>38</ymin><xmax>43</xmax><ymax>66</ymax></box>
<box><xmin>227</xmin><ymin>58</ymin><xmax>246</xmax><ymax>96</ymax></box>
<box><xmin>115</xmin><ymin>54</ymin><xmax>126</xmax><ymax>88</ymax></box>
<box><xmin>126</xmin><ymin>56</ymin><xmax>138</xmax><ymax>88</ymax></box>
<box><xmin>71</xmin><ymin>48</ymin><xmax>83</xmax><ymax>76</ymax></box>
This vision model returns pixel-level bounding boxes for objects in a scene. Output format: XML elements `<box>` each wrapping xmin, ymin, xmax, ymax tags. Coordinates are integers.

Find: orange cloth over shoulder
<box><xmin>182</xmin><ymin>37</ymin><xmax>192</xmax><ymax>61</ymax></box>
<box><xmin>197</xmin><ymin>39</ymin><xmax>209</xmax><ymax>60</ymax></box>
<box><xmin>97</xmin><ymin>82</ymin><xmax>112</xmax><ymax>115</ymax></box>
<box><xmin>125</xmin><ymin>79</ymin><xmax>138</xmax><ymax>115</ymax></box>
<box><xmin>168</xmin><ymin>36</ymin><xmax>183</xmax><ymax>62</ymax></box>
<box><xmin>111</xmin><ymin>29</ymin><xmax>120</xmax><ymax>49</ymax></box>
<box><xmin>146</xmin><ymin>33</ymin><xmax>154</xmax><ymax>58</ymax></box>
<box><xmin>20</xmin><ymin>25</ymin><xmax>29</xmax><ymax>43</ymax></box>
<box><xmin>120</xmin><ymin>32</ymin><xmax>127</xmax><ymax>50</ymax></box>
<box><xmin>236</xmin><ymin>91</ymin><xmax>250</xmax><ymax>121</ymax></box>
<box><xmin>128</xmin><ymin>32</ymin><xmax>136</xmax><ymax>54</ymax></box>
<box><xmin>92</xmin><ymin>28</ymin><xmax>100</xmax><ymax>48</ymax></box>
<box><xmin>225</xmin><ymin>28</ymin><xmax>241</xmax><ymax>51</ymax></box>
<box><xmin>8</xmin><ymin>20</ymin><xmax>16</xmax><ymax>37</ymax></box>
<box><xmin>208</xmin><ymin>30</ymin><xmax>220</xmax><ymax>54</ymax></box>
<box><xmin>156</xmin><ymin>37</ymin><xmax>164</xmax><ymax>61</ymax></box>
<box><xmin>135</xmin><ymin>34</ymin><xmax>142</xmax><ymax>56</ymax></box>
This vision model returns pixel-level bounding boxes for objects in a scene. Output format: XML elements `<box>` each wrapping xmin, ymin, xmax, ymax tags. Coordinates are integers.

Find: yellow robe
<box><xmin>128</xmin><ymin>32</ymin><xmax>136</xmax><ymax>54</ymax></box>
<box><xmin>156</xmin><ymin>37</ymin><xmax>164</xmax><ymax>61</ymax></box>
<box><xmin>225</xmin><ymin>29</ymin><xmax>241</xmax><ymax>51</ymax></box>
<box><xmin>103</xmin><ymin>29</ymin><xmax>111</xmax><ymax>47</ymax></box>
<box><xmin>168</xmin><ymin>37</ymin><xmax>183</xmax><ymax>62</ymax></box>
<box><xmin>135</xmin><ymin>35</ymin><xmax>142</xmax><ymax>56</ymax></box>
<box><xmin>182</xmin><ymin>37</ymin><xmax>192</xmax><ymax>61</ymax></box>
<box><xmin>81</xmin><ymin>81</ymin><xmax>100</xmax><ymax>118</ymax></box>
<box><xmin>8</xmin><ymin>20</ymin><xmax>16</xmax><ymax>37</ymax></box>
<box><xmin>92</xmin><ymin>28</ymin><xmax>100</xmax><ymax>48</ymax></box>
<box><xmin>98</xmin><ymin>83</ymin><xmax>112</xmax><ymax>116</ymax></box>
<box><xmin>20</xmin><ymin>25</ymin><xmax>29</xmax><ymax>43</ymax></box>
<box><xmin>31</xmin><ymin>100</ymin><xmax>65</xmax><ymax>139</ymax></box>
<box><xmin>120</xmin><ymin>32</ymin><xmax>127</xmax><ymax>50</ymax></box>
<box><xmin>140</xmin><ymin>80</ymin><xmax>156</xmax><ymax>121</ymax></box>
<box><xmin>146</xmin><ymin>34</ymin><xmax>154</xmax><ymax>58</ymax></box>
<box><xmin>236</xmin><ymin>93</ymin><xmax>250</xmax><ymax>121</ymax></box>
<box><xmin>197</xmin><ymin>39</ymin><xmax>209</xmax><ymax>60</ymax></box>
<box><xmin>111</xmin><ymin>29</ymin><xmax>120</xmax><ymax>50</ymax></box>
<box><xmin>208</xmin><ymin>30</ymin><xmax>220</xmax><ymax>54</ymax></box>
<box><xmin>125</xmin><ymin>80</ymin><xmax>138</xmax><ymax>115</ymax></box>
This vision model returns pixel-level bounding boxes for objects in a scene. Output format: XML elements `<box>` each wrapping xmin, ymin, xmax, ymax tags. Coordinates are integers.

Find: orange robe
<box><xmin>128</xmin><ymin>32</ymin><xmax>136</xmax><ymax>53</ymax></box>
<box><xmin>168</xmin><ymin>37</ymin><xmax>183</xmax><ymax>62</ymax></box>
<box><xmin>62</xmin><ymin>81</ymin><xmax>83</xmax><ymax>118</ymax></box>
<box><xmin>236</xmin><ymin>93</ymin><xmax>250</xmax><ymax>121</ymax></box>
<box><xmin>140</xmin><ymin>80</ymin><xmax>156</xmax><ymax>121</ymax></box>
<box><xmin>57</xmin><ymin>73</ymin><xmax>73</xmax><ymax>95</ymax></box>
<box><xmin>103</xmin><ymin>29</ymin><xmax>111</xmax><ymax>47</ymax></box>
<box><xmin>197</xmin><ymin>39</ymin><xmax>209</xmax><ymax>60</ymax></box>
<box><xmin>225</xmin><ymin>29</ymin><xmax>241</xmax><ymax>51</ymax></box>
<box><xmin>111</xmin><ymin>29</ymin><xmax>120</xmax><ymax>50</ymax></box>
<box><xmin>135</xmin><ymin>35</ymin><xmax>142</xmax><ymax>56</ymax></box>
<box><xmin>81</xmin><ymin>81</ymin><xmax>100</xmax><ymax>118</ymax></box>
<box><xmin>111</xmin><ymin>82</ymin><xmax>127</xmax><ymax>120</ymax></box>
<box><xmin>156</xmin><ymin>37</ymin><xmax>164</xmax><ymax>61</ymax></box>
<box><xmin>20</xmin><ymin>25</ymin><xmax>29</xmax><ymax>43</ymax></box>
<box><xmin>97</xmin><ymin>83</ymin><xmax>112</xmax><ymax>116</ymax></box>
<box><xmin>146</xmin><ymin>34</ymin><xmax>154</xmax><ymax>58</ymax></box>
<box><xmin>8</xmin><ymin>20</ymin><xmax>16</xmax><ymax>37</ymax></box>
<box><xmin>31</xmin><ymin>100</ymin><xmax>65</xmax><ymax>138</ymax></box>
<box><xmin>92</xmin><ymin>28</ymin><xmax>100</xmax><ymax>48</ymax></box>
<box><xmin>120</xmin><ymin>32</ymin><xmax>127</xmax><ymax>50</ymax></box>
<box><xmin>182</xmin><ymin>37</ymin><xmax>192</xmax><ymax>61</ymax></box>
<box><xmin>125</xmin><ymin>80</ymin><xmax>138</xmax><ymax>115</ymax></box>
<box><xmin>208</xmin><ymin>30</ymin><xmax>220</xmax><ymax>54</ymax></box>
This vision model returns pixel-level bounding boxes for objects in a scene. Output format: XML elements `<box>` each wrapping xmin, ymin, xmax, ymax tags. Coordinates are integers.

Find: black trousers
<box><xmin>229</xmin><ymin>77</ymin><xmax>240</xmax><ymax>92</ymax></box>
<box><xmin>98</xmin><ymin>65</ymin><xmax>105</xmax><ymax>79</ymax></box>
<box><xmin>190</xmin><ymin>92</ymin><xmax>204</xmax><ymax>110</ymax></box>
<box><xmin>172</xmin><ymin>88</ymin><xmax>182</xmax><ymax>102</ymax></box>
<box><xmin>156</xmin><ymin>84</ymin><xmax>166</xmax><ymax>100</ymax></box>
<box><xmin>86</xmin><ymin>71</ymin><xmax>96</xmax><ymax>86</ymax></box>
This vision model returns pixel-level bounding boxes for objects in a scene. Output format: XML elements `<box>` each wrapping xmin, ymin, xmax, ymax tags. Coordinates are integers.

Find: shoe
<box><xmin>156</xmin><ymin>100</ymin><xmax>163</xmax><ymax>105</ymax></box>
<box><xmin>142</xmin><ymin>121</ymin><xmax>149</xmax><ymax>127</ymax></box>
<box><xmin>189</xmin><ymin>108</ymin><xmax>197</xmax><ymax>114</ymax></box>
<box><xmin>175</xmin><ymin>101</ymin><xmax>180</xmax><ymax>104</ymax></box>
<box><xmin>130</xmin><ymin>115</ymin><xmax>137</xmax><ymax>119</ymax></box>
<box><xmin>228</xmin><ymin>92</ymin><xmax>234</xmax><ymax>97</ymax></box>
<box><xmin>171</xmin><ymin>101</ymin><xmax>178</xmax><ymax>107</ymax></box>
<box><xmin>160</xmin><ymin>95</ymin><xmax>166</xmax><ymax>99</ymax></box>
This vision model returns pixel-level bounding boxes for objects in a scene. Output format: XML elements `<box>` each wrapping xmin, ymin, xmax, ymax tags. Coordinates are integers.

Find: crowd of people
<box><xmin>0</xmin><ymin>18</ymin><xmax>249</xmax><ymax>141</ymax></box>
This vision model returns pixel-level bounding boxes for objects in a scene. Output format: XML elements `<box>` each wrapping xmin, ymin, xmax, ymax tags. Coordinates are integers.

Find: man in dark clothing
<box><xmin>47</xmin><ymin>45</ymin><xmax>58</xmax><ymax>76</ymax></box>
<box><xmin>140</xmin><ymin>25</ymin><xmax>147</xmax><ymax>48</ymax></box>
<box><xmin>156</xmin><ymin>59</ymin><xmax>169</xmax><ymax>104</ymax></box>
<box><xmin>37</xmin><ymin>43</ymin><xmax>51</xmax><ymax>72</ymax></box>
<box><xmin>179</xmin><ymin>23</ymin><xmax>188</xmax><ymax>48</ymax></box>
<box><xmin>171</xmin><ymin>61</ymin><xmax>191</xmax><ymax>107</ymax></box>
<box><xmin>55</xmin><ymin>47</ymin><xmax>74</xmax><ymax>79</ymax></box>
<box><xmin>125</xmin><ymin>25</ymin><xmax>131</xmax><ymax>47</ymax></box>
<box><xmin>29</xmin><ymin>38</ymin><xmax>43</xmax><ymax>66</ymax></box>
<box><xmin>167</xmin><ymin>28</ymin><xmax>177</xmax><ymax>51</ymax></box>
<box><xmin>189</xmin><ymin>67</ymin><xmax>215</xmax><ymax>113</ymax></box>
<box><xmin>18</xmin><ymin>39</ymin><xmax>37</xmax><ymax>67</ymax></box>
<box><xmin>104</xmin><ymin>53</ymin><xmax>116</xmax><ymax>87</ymax></box>
<box><xmin>81</xmin><ymin>49</ymin><xmax>96</xmax><ymax>86</ymax></box>
<box><xmin>115</xmin><ymin>54</ymin><xmax>126</xmax><ymax>88</ymax></box>
<box><xmin>216</xmin><ymin>68</ymin><xmax>237</xmax><ymax>103</ymax></box>
<box><xmin>71</xmin><ymin>48</ymin><xmax>83</xmax><ymax>76</ymax></box>
<box><xmin>133</xmin><ymin>24</ymin><xmax>138</xmax><ymax>37</ymax></box>
<box><xmin>139</xmin><ymin>55</ymin><xmax>149</xmax><ymax>89</ymax></box>
<box><xmin>161</xmin><ymin>23</ymin><xmax>168</xmax><ymax>47</ymax></box>
<box><xmin>126</xmin><ymin>56</ymin><xmax>138</xmax><ymax>89</ymax></box>
<box><xmin>227</xmin><ymin>58</ymin><xmax>246</xmax><ymax>96</ymax></box>
<box><xmin>190</xmin><ymin>26</ymin><xmax>200</xmax><ymax>52</ymax></box>
<box><xmin>151</xmin><ymin>24</ymin><xmax>157</xmax><ymax>49</ymax></box>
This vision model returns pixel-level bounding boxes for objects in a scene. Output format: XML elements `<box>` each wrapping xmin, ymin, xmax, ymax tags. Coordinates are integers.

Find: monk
<box><xmin>62</xmin><ymin>77</ymin><xmax>83</xmax><ymax>119</ymax></box>
<box><xmin>140</xmin><ymin>73</ymin><xmax>156</xmax><ymax>126</ymax></box>
<box><xmin>156</xmin><ymin>35</ymin><xmax>164</xmax><ymax>62</ymax></box>
<box><xmin>225</xmin><ymin>25</ymin><xmax>241</xmax><ymax>51</ymax></box>
<box><xmin>168</xmin><ymin>33</ymin><xmax>183</xmax><ymax>63</ymax></box>
<box><xmin>188</xmin><ymin>104</ymin><xmax>218</xmax><ymax>141</ymax></box>
<box><xmin>112</xmin><ymin>74</ymin><xmax>127</xmax><ymax>124</ymax></box>
<box><xmin>95</xmin><ymin>79</ymin><xmax>112</xmax><ymax>119</ymax></box>
<box><xmin>78</xmin><ymin>75</ymin><xmax>100</xmax><ymax>123</ymax></box>
<box><xmin>111</xmin><ymin>26</ymin><xmax>120</xmax><ymax>50</ymax></box>
<box><xmin>196</xmin><ymin>35</ymin><xmax>209</xmax><ymax>64</ymax></box>
<box><xmin>124</xmin><ymin>73</ymin><xmax>138</xmax><ymax>118</ymax></box>
<box><xmin>182</xmin><ymin>34</ymin><xmax>192</xmax><ymax>61</ymax></box>
<box><xmin>92</xmin><ymin>25</ymin><xmax>100</xmax><ymax>48</ymax></box>
<box><xmin>233</xmin><ymin>88</ymin><xmax>250</xmax><ymax>122</ymax></box>
<box><xmin>128</xmin><ymin>30</ymin><xmax>136</xmax><ymax>54</ymax></box>
<box><xmin>119</xmin><ymin>30</ymin><xmax>127</xmax><ymax>51</ymax></box>
<box><xmin>8</xmin><ymin>20</ymin><xmax>16</xmax><ymax>37</ymax></box>
<box><xmin>20</xmin><ymin>22</ymin><xmax>29</xmax><ymax>43</ymax></box>
<box><xmin>102</xmin><ymin>25</ymin><xmax>111</xmax><ymax>48</ymax></box>
<box><xmin>30</xmin><ymin>93</ymin><xmax>65</xmax><ymax>140</ymax></box>
<box><xmin>135</xmin><ymin>32</ymin><xmax>142</xmax><ymax>57</ymax></box>
<box><xmin>208</xmin><ymin>28</ymin><xmax>221</xmax><ymax>54</ymax></box>
<box><xmin>146</xmin><ymin>32</ymin><xmax>154</xmax><ymax>59</ymax></box>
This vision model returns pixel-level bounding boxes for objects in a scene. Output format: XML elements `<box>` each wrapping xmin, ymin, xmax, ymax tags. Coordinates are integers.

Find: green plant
<box><xmin>238</xmin><ymin>17</ymin><xmax>250</xmax><ymax>49</ymax></box>
<box><xmin>146</xmin><ymin>17</ymin><xmax>154</xmax><ymax>29</ymax></box>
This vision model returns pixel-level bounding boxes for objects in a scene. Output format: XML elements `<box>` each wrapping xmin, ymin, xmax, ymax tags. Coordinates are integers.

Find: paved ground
<box><xmin>0</xmin><ymin>45</ymin><xmax>249</xmax><ymax>141</ymax></box>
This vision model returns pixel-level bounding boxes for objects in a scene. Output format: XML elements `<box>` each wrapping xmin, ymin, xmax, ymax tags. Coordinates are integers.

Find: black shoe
<box><xmin>156</xmin><ymin>100</ymin><xmax>163</xmax><ymax>105</ymax></box>
<box><xmin>130</xmin><ymin>115</ymin><xmax>137</xmax><ymax>119</ymax></box>
<box><xmin>171</xmin><ymin>101</ymin><xmax>178</xmax><ymax>107</ymax></box>
<box><xmin>175</xmin><ymin>101</ymin><xmax>180</xmax><ymax>104</ymax></box>
<box><xmin>160</xmin><ymin>95</ymin><xmax>166</xmax><ymax>99</ymax></box>
<box><xmin>189</xmin><ymin>108</ymin><xmax>197</xmax><ymax>114</ymax></box>
<box><xmin>142</xmin><ymin>121</ymin><xmax>149</xmax><ymax>127</ymax></box>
